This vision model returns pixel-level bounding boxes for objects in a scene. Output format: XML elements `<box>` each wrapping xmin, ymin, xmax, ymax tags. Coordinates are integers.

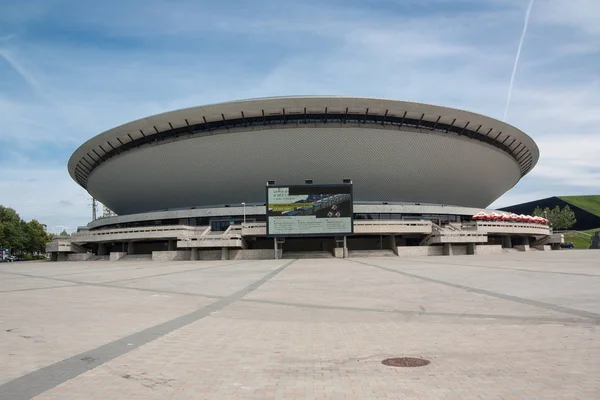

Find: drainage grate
<box><xmin>382</xmin><ymin>357</ymin><xmax>430</xmax><ymax>367</ymax></box>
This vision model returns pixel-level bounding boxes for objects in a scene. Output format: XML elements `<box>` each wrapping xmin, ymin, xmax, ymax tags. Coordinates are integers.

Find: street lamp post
<box><xmin>544</xmin><ymin>210</ymin><xmax>552</xmax><ymax>231</ymax></box>
<box><xmin>242</xmin><ymin>202</ymin><xmax>246</xmax><ymax>226</ymax></box>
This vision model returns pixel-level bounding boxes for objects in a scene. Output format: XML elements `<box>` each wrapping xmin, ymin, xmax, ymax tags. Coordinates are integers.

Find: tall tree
<box><xmin>532</xmin><ymin>205</ymin><xmax>577</xmax><ymax>230</ymax></box>
<box><xmin>25</xmin><ymin>220</ymin><xmax>51</xmax><ymax>254</ymax></box>
<box><xmin>558</xmin><ymin>205</ymin><xmax>577</xmax><ymax>230</ymax></box>
<box><xmin>0</xmin><ymin>206</ymin><xmax>24</xmax><ymax>253</ymax></box>
<box><xmin>0</xmin><ymin>206</ymin><xmax>51</xmax><ymax>254</ymax></box>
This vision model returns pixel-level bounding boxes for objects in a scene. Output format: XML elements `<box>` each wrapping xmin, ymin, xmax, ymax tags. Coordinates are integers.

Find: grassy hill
<box><xmin>564</xmin><ymin>227</ymin><xmax>600</xmax><ymax>249</ymax></box>
<box><xmin>560</xmin><ymin>195</ymin><xmax>600</xmax><ymax>217</ymax></box>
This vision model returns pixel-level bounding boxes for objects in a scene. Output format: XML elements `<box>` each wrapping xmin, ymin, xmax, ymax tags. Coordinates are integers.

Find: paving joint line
<box><xmin>240</xmin><ymin>298</ymin><xmax>594</xmax><ymax>325</ymax></box>
<box><xmin>0</xmin><ymin>270</ymin><xmax>226</xmax><ymax>299</ymax></box>
<box><xmin>0</xmin><ymin>259</ymin><xmax>296</xmax><ymax>400</ymax></box>
<box><xmin>46</xmin><ymin>262</ymin><xmax>199</xmax><ymax>278</ymax></box>
<box><xmin>0</xmin><ymin>284</ymin><xmax>81</xmax><ymax>294</ymax></box>
<box><xmin>349</xmin><ymin>259</ymin><xmax>600</xmax><ymax>322</ymax></box>
<box><xmin>92</xmin><ymin>283</ymin><xmax>225</xmax><ymax>299</ymax></box>
<box><xmin>411</xmin><ymin>259</ymin><xmax>600</xmax><ymax>278</ymax></box>
<box><xmin>99</xmin><ymin>260</ymin><xmax>253</xmax><ymax>284</ymax></box>
<box><xmin>0</xmin><ymin>260</ymin><xmax>254</xmax><ymax>286</ymax></box>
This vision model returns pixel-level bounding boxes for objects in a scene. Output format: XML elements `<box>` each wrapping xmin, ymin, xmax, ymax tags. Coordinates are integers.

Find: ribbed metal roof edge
<box><xmin>68</xmin><ymin>96</ymin><xmax>539</xmax><ymax>185</ymax></box>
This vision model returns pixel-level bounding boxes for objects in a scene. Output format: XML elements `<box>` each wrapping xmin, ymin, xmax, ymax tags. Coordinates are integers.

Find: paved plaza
<box><xmin>0</xmin><ymin>251</ymin><xmax>599</xmax><ymax>400</ymax></box>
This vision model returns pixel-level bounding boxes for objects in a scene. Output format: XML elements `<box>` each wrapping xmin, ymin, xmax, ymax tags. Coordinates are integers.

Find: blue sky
<box><xmin>1</xmin><ymin>0</ymin><xmax>599</xmax><ymax>233</ymax></box>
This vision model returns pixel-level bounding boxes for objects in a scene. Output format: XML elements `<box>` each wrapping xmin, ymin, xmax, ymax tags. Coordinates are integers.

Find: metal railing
<box><xmin>476</xmin><ymin>221</ymin><xmax>550</xmax><ymax>234</ymax></box>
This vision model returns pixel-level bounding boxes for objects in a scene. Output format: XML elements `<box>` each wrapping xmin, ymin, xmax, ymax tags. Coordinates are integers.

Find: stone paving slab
<box><xmin>244</xmin><ymin>258</ymin><xmax>583</xmax><ymax>321</ymax></box>
<box><xmin>357</xmin><ymin>255</ymin><xmax>600</xmax><ymax>316</ymax></box>
<box><xmin>410</xmin><ymin>250</ymin><xmax>600</xmax><ymax>276</ymax></box>
<box><xmin>0</xmin><ymin>251</ymin><xmax>598</xmax><ymax>399</ymax></box>
<box><xmin>0</xmin><ymin>276</ymin><xmax>76</xmax><ymax>293</ymax></box>
<box><xmin>0</xmin><ymin>285</ymin><xmax>214</xmax><ymax>385</ymax></box>
<box><xmin>112</xmin><ymin>261</ymin><xmax>285</xmax><ymax>298</ymax></box>
<box><xmin>29</xmin><ymin>301</ymin><xmax>599</xmax><ymax>400</ymax></box>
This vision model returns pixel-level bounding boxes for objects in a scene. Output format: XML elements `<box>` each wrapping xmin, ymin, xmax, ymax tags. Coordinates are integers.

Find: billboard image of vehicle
<box><xmin>266</xmin><ymin>184</ymin><xmax>353</xmax><ymax>236</ymax></box>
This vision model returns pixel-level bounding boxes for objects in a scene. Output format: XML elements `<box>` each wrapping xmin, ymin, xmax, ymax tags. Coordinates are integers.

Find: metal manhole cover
<box><xmin>382</xmin><ymin>357</ymin><xmax>430</xmax><ymax>367</ymax></box>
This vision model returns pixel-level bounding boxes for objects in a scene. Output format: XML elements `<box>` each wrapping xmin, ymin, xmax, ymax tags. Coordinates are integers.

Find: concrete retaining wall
<box><xmin>514</xmin><ymin>245</ymin><xmax>530</xmax><ymax>252</ymax></box>
<box><xmin>476</xmin><ymin>245</ymin><xmax>504</xmax><ymax>255</ymax></box>
<box><xmin>398</xmin><ymin>244</ymin><xmax>506</xmax><ymax>257</ymax></box>
<box><xmin>198</xmin><ymin>250</ymin><xmax>222</xmax><ymax>260</ymax></box>
<box><xmin>109</xmin><ymin>252</ymin><xmax>127</xmax><ymax>261</ymax></box>
<box><xmin>152</xmin><ymin>250</ymin><xmax>191</xmax><ymax>261</ymax></box>
<box><xmin>397</xmin><ymin>246</ymin><xmax>443</xmax><ymax>257</ymax></box>
<box><xmin>453</xmin><ymin>245</ymin><xmax>468</xmax><ymax>256</ymax></box>
<box><xmin>66</xmin><ymin>253</ymin><xmax>92</xmax><ymax>261</ymax></box>
<box><xmin>531</xmin><ymin>245</ymin><xmax>552</xmax><ymax>251</ymax></box>
<box><xmin>229</xmin><ymin>249</ymin><xmax>279</xmax><ymax>260</ymax></box>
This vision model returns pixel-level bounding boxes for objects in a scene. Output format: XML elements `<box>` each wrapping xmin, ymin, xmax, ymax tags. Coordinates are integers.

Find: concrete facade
<box><xmin>66</xmin><ymin>253</ymin><xmax>92</xmax><ymax>261</ymax></box>
<box><xmin>228</xmin><ymin>249</ymin><xmax>279</xmax><ymax>260</ymax></box>
<box><xmin>47</xmin><ymin>218</ymin><xmax>560</xmax><ymax>261</ymax></box>
<box><xmin>476</xmin><ymin>244</ymin><xmax>504</xmax><ymax>254</ymax></box>
<box><xmin>397</xmin><ymin>246</ymin><xmax>444</xmax><ymax>257</ymax></box>
<box><xmin>109</xmin><ymin>252</ymin><xmax>127</xmax><ymax>261</ymax></box>
<box><xmin>151</xmin><ymin>250</ymin><xmax>191</xmax><ymax>261</ymax></box>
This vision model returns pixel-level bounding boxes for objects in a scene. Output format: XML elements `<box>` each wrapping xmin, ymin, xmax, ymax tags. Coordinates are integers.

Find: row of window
<box><xmin>93</xmin><ymin>213</ymin><xmax>463</xmax><ymax>231</ymax></box>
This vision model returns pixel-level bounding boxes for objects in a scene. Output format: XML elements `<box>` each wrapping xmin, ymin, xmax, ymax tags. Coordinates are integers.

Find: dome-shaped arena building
<box><xmin>49</xmin><ymin>97</ymin><xmax>559</xmax><ymax>261</ymax></box>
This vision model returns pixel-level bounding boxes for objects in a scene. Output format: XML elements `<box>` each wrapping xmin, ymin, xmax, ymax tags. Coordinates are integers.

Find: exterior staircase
<box><xmin>420</xmin><ymin>223</ymin><xmax>487</xmax><ymax>246</ymax></box>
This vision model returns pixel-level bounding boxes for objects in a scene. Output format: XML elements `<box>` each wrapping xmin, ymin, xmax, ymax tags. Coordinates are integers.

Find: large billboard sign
<box><xmin>266</xmin><ymin>184</ymin><xmax>353</xmax><ymax>236</ymax></box>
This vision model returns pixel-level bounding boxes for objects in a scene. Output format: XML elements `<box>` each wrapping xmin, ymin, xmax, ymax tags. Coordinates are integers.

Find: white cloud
<box><xmin>535</xmin><ymin>0</ymin><xmax>600</xmax><ymax>36</ymax></box>
<box><xmin>0</xmin><ymin>167</ymin><xmax>89</xmax><ymax>233</ymax></box>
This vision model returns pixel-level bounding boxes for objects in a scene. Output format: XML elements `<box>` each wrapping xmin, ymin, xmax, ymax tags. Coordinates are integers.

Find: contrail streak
<box><xmin>0</xmin><ymin>48</ymin><xmax>42</xmax><ymax>93</ymax></box>
<box><xmin>503</xmin><ymin>0</ymin><xmax>535</xmax><ymax>122</ymax></box>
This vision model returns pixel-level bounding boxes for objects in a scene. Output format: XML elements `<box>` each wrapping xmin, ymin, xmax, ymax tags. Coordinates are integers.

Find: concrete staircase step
<box><xmin>119</xmin><ymin>254</ymin><xmax>153</xmax><ymax>261</ymax></box>
<box><xmin>282</xmin><ymin>251</ymin><xmax>334</xmax><ymax>259</ymax></box>
<box><xmin>349</xmin><ymin>249</ymin><xmax>397</xmax><ymax>258</ymax></box>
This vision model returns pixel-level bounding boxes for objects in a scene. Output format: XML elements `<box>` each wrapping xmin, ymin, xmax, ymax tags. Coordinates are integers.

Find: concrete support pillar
<box><xmin>274</xmin><ymin>238</ymin><xmax>279</xmax><ymax>260</ymax></box>
<box><xmin>127</xmin><ymin>241</ymin><xmax>135</xmax><ymax>255</ymax></box>
<box><xmin>168</xmin><ymin>240</ymin><xmax>176</xmax><ymax>251</ymax></box>
<box><xmin>97</xmin><ymin>243</ymin><xmax>107</xmax><ymax>256</ymax></box>
<box><xmin>467</xmin><ymin>243</ymin><xmax>477</xmax><ymax>255</ymax></box>
<box><xmin>190</xmin><ymin>247</ymin><xmax>199</xmax><ymax>261</ymax></box>
<box><xmin>443</xmin><ymin>243</ymin><xmax>454</xmax><ymax>256</ymax></box>
<box><xmin>343</xmin><ymin>236</ymin><xmax>348</xmax><ymax>258</ymax></box>
<box><xmin>502</xmin><ymin>235</ymin><xmax>513</xmax><ymax>249</ymax></box>
<box><xmin>389</xmin><ymin>235</ymin><xmax>398</xmax><ymax>255</ymax></box>
<box><xmin>221</xmin><ymin>247</ymin><xmax>229</xmax><ymax>260</ymax></box>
